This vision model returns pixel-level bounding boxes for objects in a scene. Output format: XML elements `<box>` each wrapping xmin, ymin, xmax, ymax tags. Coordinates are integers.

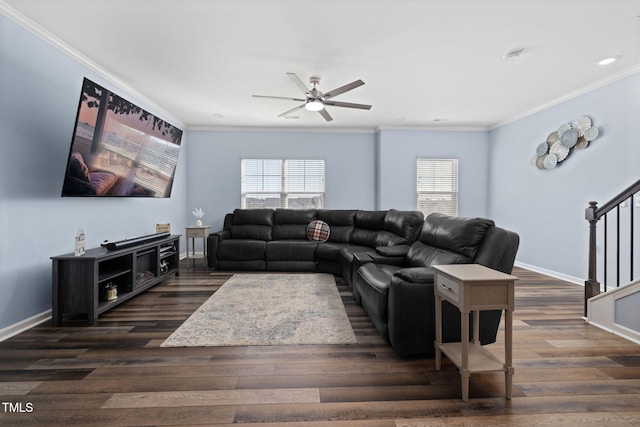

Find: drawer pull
<box><xmin>440</xmin><ymin>283</ymin><xmax>454</xmax><ymax>293</ymax></box>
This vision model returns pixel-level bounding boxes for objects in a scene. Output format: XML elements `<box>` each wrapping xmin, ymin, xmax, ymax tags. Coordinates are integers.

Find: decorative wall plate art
<box><xmin>532</xmin><ymin>115</ymin><xmax>600</xmax><ymax>170</ymax></box>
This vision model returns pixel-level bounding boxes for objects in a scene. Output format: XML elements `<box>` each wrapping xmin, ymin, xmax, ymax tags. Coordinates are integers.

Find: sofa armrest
<box><xmin>207</xmin><ymin>230</ymin><xmax>230</xmax><ymax>269</ymax></box>
<box><xmin>375</xmin><ymin>244</ymin><xmax>410</xmax><ymax>258</ymax></box>
<box><xmin>394</xmin><ymin>267</ymin><xmax>434</xmax><ymax>283</ymax></box>
<box><xmin>370</xmin><ymin>253</ymin><xmax>406</xmax><ymax>266</ymax></box>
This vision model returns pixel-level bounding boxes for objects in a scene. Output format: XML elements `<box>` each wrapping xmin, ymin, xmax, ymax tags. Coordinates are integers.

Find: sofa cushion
<box><xmin>232</xmin><ymin>209</ymin><xmax>274</xmax><ymax>226</ymax></box>
<box><xmin>317</xmin><ymin>210</ymin><xmax>356</xmax><ymax>243</ymax></box>
<box><xmin>384</xmin><ymin>209</ymin><xmax>424</xmax><ymax>240</ymax></box>
<box><xmin>355</xmin><ymin>210</ymin><xmax>387</xmax><ymax>229</ymax></box>
<box><xmin>230</xmin><ymin>224</ymin><xmax>272</xmax><ymax>241</ymax></box>
<box><xmin>272</xmin><ymin>209</ymin><xmax>317</xmax><ymax>240</ymax></box>
<box><xmin>230</xmin><ymin>209</ymin><xmax>274</xmax><ymax>240</ymax></box>
<box><xmin>420</xmin><ymin>213</ymin><xmax>494</xmax><ymax>259</ymax></box>
<box><xmin>266</xmin><ymin>240</ymin><xmax>318</xmax><ymax>261</ymax></box>
<box><xmin>217</xmin><ymin>239</ymin><xmax>266</xmax><ymax>261</ymax></box>
<box><xmin>394</xmin><ymin>267</ymin><xmax>435</xmax><ymax>283</ymax></box>
<box><xmin>406</xmin><ymin>241</ymin><xmax>471</xmax><ymax>267</ymax></box>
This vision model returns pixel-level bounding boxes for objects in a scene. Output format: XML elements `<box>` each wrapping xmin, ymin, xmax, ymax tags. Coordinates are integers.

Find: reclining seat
<box><xmin>352</xmin><ymin>213</ymin><xmax>519</xmax><ymax>357</ymax></box>
<box><xmin>209</xmin><ymin>209</ymin><xmax>274</xmax><ymax>270</ymax></box>
<box><xmin>266</xmin><ymin>209</ymin><xmax>319</xmax><ymax>271</ymax></box>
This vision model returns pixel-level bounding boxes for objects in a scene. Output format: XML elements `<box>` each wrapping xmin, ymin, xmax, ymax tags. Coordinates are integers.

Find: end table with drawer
<box><xmin>432</xmin><ymin>263</ymin><xmax>518</xmax><ymax>402</ymax></box>
<box><xmin>185</xmin><ymin>226</ymin><xmax>210</xmax><ymax>269</ymax></box>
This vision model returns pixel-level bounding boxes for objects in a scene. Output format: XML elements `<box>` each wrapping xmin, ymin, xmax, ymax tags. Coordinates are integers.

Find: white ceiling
<box><xmin>3</xmin><ymin>0</ymin><xmax>640</xmax><ymax>130</ymax></box>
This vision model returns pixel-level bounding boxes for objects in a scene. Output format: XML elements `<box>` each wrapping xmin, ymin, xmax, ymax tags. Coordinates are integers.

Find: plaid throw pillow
<box><xmin>306</xmin><ymin>220</ymin><xmax>330</xmax><ymax>242</ymax></box>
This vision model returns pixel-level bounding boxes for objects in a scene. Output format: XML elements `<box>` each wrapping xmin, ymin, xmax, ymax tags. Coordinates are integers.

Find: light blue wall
<box><xmin>185</xmin><ymin>130</ymin><xmax>376</xmax><ymax>232</ymax></box>
<box><xmin>377</xmin><ymin>129</ymin><xmax>490</xmax><ymax>216</ymax></box>
<box><xmin>0</xmin><ymin>14</ymin><xmax>188</xmax><ymax>330</ymax></box>
<box><xmin>488</xmin><ymin>73</ymin><xmax>640</xmax><ymax>281</ymax></box>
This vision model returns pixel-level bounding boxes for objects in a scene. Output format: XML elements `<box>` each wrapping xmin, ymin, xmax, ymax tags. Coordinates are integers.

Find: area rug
<box><xmin>160</xmin><ymin>273</ymin><xmax>356</xmax><ymax>347</ymax></box>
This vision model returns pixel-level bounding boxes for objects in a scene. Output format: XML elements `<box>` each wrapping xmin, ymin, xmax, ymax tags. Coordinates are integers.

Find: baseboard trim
<box><xmin>0</xmin><ymin>310</ymin><xmax>51</xmax><ymax>342</ymax></box>
<box><xmin>515</xmin><ymin>261</ymin><xmax>584</xmax><ymax>285</ymax></box>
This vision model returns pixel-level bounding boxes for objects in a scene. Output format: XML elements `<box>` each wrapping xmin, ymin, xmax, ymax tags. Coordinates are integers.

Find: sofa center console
<box><xmin>51</xmin><ymin>234</ymin><xmax>180</xmax><ymax>326</ymax></box>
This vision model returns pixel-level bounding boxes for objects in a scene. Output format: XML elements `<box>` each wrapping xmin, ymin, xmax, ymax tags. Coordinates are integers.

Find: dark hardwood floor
<box><xmin>1</xmin><ymin>265</ymin><xmax>639</xmax><ymax>426</ymax></box>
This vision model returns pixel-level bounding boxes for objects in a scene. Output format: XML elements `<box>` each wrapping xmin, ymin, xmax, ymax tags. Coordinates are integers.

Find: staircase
<box><xmin>587</xmin><ymin>279</ymin><xmax>640</xmax><ymax>345</ymax></box>
<box><xmin>585</xmin><ymin>178</ymin><xmax>640</xmax><ymax>344</ymax></box>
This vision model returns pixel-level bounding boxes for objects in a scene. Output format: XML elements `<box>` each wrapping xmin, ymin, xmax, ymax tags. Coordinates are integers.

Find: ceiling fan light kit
<box><xmin>305</xmin><ymin>99</ymin><xmax>324</xmax><ymax>111</ymax></box>
<box><xmin>253</xmin><ymin>73</ymin><xmax>371</xmax><ymax>122</ymax></box>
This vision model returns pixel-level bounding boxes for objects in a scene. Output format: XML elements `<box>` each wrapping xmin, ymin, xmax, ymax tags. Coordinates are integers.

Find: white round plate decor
<box><xmin>584</xmin><ymin>126</ymin><xmax>599</xmax><ymax>141</ymax></box>
<box><xmin>546</xmin><ymin>131</ymin><xmax>560</xmax><ymax>146</ymax></box>
<box><xmin>550</xmin><ymin>141</ymin><xmax>570</xmax><ymax>161</ymax></box>
<box><xmin>571</xmin><ymin>115</ymin><xmax>592</xmax><ymax>137</ymax></box>
<box><xmin>543</xmin><ymin>153</ymin><xmax>558</xmax><ymax>169</ymax></box>
<box><xmin>575</xmin><ymin>137</ymin><xmax>589</xmax><ymax>150</ymax></box>
<box><xmin>536</xmin><ymin>142</ymin><xmax>549</xmax><ymax>156</ymax></box>
<box><xmin>535</xmin><ymin>156</ymin><xmax>546</xmax><ymax>170</ymax></box>
<box><xmin>557</xmin><ymin>122</ymin><xmax>571</xmax><ymax>137</ymax></box>
<box><xmin>560</xmin><ymin>128</ymin><xmax>579</xmax><ymax>148</ymax></box>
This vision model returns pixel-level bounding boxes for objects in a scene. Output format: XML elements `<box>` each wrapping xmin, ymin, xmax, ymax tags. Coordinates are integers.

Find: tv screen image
<box><xmin>62</xmin><ymin>78</ymin><xmax>183</xmax><ymax>197</ymax></box>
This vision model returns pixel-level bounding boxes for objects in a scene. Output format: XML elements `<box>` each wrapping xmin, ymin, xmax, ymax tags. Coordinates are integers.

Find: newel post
<box><xmin>584</xmin><ymin>201</ymin><xmax>600</xmax><ymax>317</ymax></box>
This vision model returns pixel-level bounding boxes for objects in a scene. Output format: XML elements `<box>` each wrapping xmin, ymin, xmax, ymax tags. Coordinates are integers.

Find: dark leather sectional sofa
<box><xmin>207</xmin><ymin>208</ymin><xmax>519</xmax><ymax>357</ymax></box>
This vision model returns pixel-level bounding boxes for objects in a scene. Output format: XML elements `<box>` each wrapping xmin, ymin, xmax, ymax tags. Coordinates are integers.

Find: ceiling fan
<box><xmin>252</xmin><ymin>73</ymin><xmax>372</xmax><ymax>122</ymax></box>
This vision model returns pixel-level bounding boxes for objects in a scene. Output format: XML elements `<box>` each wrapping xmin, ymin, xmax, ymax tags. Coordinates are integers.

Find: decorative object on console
<box><xmin>306</xmin><ymin>220</ymin><xmax>330</xmax><ymax>242</ymax></box>
<box><xmin>75</xmin><ymin>228</ymin><xmax>85</xmax><ymax>256</ymax></box>
<box><xmin>156</xmin><ymin>223</ymin><xmax>171</xmax><ymax>233</ymax></box>
<box><xmin>99</xmin><ymin>282</ymin><xmax>117</xmax><ymax>301</ymax></box>
<box><xmin>192</xmin><ymin>208</ymin><xmax>205</xmax><ymax>227</ymax></box>
<box><xmin>532</xmin><ymin>115</ymin><xmax>600</xmax><ymax>170</ymax></box>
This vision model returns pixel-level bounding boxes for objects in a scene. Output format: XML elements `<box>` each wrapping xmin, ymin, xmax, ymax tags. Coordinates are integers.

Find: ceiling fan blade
<box><xmin>318</xmin><ymin>108</ymin><xmax>333</xmax><ymax>122</ymax></box>
<box><xmin>324</xmin><ymin>100</ymin><xmax>372</xmax><ymax>110</ymax></box>
<box><xmin>287</xmin><ymin>73</ymin><xmax>310</xmax><ymax>94</ymax></box>
<box><xmin>277</xmin><ymin>104</ymin><xmax>305</xmax><ymax>117</ymax></box>
<box><xmin>253</xmin><ymin>95</ymin><xmax>306</xmax><ymax>102</ymax></box>
<box><xmin>323</xmin><ymin>79</ymin><xmax>365</xmax><ymax>99</ymax></box>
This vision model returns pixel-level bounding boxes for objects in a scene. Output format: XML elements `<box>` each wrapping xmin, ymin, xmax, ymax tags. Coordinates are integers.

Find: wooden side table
<box><xmin>185</xmin><ymin>226</ymin><xmax>211</xmax><ymax>269</ymax></box>
<box><xmin>432</xmin><ymin>263</ymin><xmax>517</xmax><ymax>402</ymax></box>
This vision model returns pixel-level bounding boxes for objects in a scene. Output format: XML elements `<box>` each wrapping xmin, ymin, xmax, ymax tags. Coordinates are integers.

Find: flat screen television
<box><xmin>62</xmin><ymin>78</ymin><xmax>183</xmax><ymax>197</ymax></box>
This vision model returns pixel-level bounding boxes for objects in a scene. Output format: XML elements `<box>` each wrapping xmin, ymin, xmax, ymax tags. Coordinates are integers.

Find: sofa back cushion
<box><xmin>351</xmin><ymin>210</ymin><xmax>387</xmax><ymax>246</ymax></box>
<box><xmin>273</xmin><ymin>209</ymin><xmax>317</xmax><ymax>240</ymax></box>
<box><xmin>317</xmin><ymin>210</ymin><xmax>356</xmax><ymax>243</ymax></box>
<box><xmin>371</xmin><ymin>210</ymin><xmax>424</xmax><ymax>247</ymax></box>
<box><xmin>230</xmin><ymin>209</ymin><xmax>274</xmax><ymax>241</ymax></box>
<box><xmin>418</xmin><ymin>213</ymin><xmax>494</xmax><ymax>259</ymax></box>
<box><xmin>384</xmin><ymin>209</ymin><xmax>424</xmax><ymax>240</ymax></box>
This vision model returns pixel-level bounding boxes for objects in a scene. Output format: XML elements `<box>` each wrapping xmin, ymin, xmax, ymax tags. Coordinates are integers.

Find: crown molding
<box><xmin>0</xmin><ymin>1</ymin><xmax>185</xmax><ymax>129</ymax></box>
<box><xmin>187</xmin><ymin>125</ymin><xmax>377</xmax><ymax>134</ymax></box>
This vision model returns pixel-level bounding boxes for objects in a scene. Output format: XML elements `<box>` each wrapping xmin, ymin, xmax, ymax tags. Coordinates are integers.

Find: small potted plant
<box><xmin>192</xmin><ymin>208</ymin><xmax>205</xmax><ymax>227</ymax></box>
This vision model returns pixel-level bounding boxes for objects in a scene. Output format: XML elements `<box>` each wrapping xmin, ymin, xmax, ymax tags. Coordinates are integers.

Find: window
<box><xmin>241</xmin><ymin>159</ymin><xmax>325</xmax><ymax>209</ymax></box>
<box><xmin>417</xmin><ymin>158</ymin><xmax>458</xmax><ymax>216</ymax></box>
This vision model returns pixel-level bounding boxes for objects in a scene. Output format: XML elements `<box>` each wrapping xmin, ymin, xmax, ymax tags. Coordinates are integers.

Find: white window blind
<box><xmin>417</xmin><ymin>158</ymin><xmax>458</xmax><ymax>216</ymax></box>
<box><xmin>241</xmin><ymin>159</ymin><xmax>325</xmax><ymax>209</ymax></box>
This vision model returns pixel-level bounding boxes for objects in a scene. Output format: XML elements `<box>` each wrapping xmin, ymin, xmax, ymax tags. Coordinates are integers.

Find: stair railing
<box><xmin>585</xmin><ymin>178</ymin><xmax>640</xmax><ymax>316</ymax></box>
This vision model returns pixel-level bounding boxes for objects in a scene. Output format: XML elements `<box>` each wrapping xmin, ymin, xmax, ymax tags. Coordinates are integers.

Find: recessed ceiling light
<box><xmin>212</xmin><ymin>113</ymin><xmax>224</xmax><ymax>118</ymax></box>
<box><xmin>597</xmin><ymin>56</ymin><xmax>617</xmax><ymax>66</ymax></box>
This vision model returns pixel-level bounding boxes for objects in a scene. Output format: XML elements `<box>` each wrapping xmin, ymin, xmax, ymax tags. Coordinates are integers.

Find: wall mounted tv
<box><xmin>62</xmin><ymin>78</ymin><xmax>183</xmax><ymax>197</ymax></box>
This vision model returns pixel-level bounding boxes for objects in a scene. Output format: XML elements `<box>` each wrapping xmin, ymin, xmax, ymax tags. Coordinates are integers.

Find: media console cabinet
<box><xmin>51</xmin><ymin>234</ymin><xmax>180</xmax><ymax>326</ymax></box>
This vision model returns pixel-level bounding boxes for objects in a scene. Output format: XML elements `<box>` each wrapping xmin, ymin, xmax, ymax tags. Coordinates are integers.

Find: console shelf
<box><xmin>51</xmin><ymin>234</ymin><xmax>180</xmax><ymax>326</ymax></box>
